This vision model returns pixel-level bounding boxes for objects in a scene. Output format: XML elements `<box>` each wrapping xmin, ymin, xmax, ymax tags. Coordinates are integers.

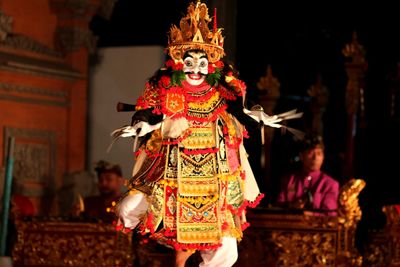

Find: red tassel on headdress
<box><xmin>213</xmin><ymin>8</ymin><xmax>217</xmax><ymax>32</ymax></box>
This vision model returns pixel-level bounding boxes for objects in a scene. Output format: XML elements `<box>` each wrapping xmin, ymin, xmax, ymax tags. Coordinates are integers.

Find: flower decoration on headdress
<box><xmin>163</xmin><ymin>59</ymin><xmax>186</xmax><ymax>87</ymax></box>
<box><xmin>206</xmin><ymin>60</ymin><xmax>224</xmax><ymax>86</ymax></box>
<box><xmin>165</xmin><ymin>59</ymin><xmax>184</xmax><ymax>71</ymax></box>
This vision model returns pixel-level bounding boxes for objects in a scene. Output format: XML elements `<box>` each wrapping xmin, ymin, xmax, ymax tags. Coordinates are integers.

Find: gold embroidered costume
<box><xmin>115</xmin><ymin>1</ymin><xmax>264</xmax><ymax>251</ymax></box>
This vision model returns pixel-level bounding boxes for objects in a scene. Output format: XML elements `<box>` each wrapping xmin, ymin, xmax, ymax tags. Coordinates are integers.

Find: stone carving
<box><xmin>13</xmin><ymin>143</ymin><xmax>49</xmax><ymax>184</ymax></box>
<box><xmin>0</xmin><ymin>83</ymin><xmax>69</xmax><ymax>107</ymax></box>
<box><xmin>2</xmin><ymin>34</ymin><xmax>63</xmax><ymax>57</ymax></box>
<box><xmin>0</xmin><ymin>9</ymin><xmax>13</xmax><ymax>41</ymax></box>
<box><xmin>55</xmin><ymin>27</ymin><xmax>98</xmax><ymax>54</ymax></box>
<box><xmin>4</xmin><ymin>127</ymin><xmax>56</xmax><ymax>197</ymax></box>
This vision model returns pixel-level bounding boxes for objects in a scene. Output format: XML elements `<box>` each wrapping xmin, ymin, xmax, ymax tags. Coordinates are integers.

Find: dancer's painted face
<box><xmin>183</xmin><ymin>51</ymin><xmax>208</xmax><ymax>86</ymax></box>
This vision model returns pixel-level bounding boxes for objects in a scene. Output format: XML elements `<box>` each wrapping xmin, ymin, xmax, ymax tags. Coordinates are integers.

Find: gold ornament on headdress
<box><xmin>167</xmin><ymin>1</ymin><xmax>225</xmax><ymax>63</ymax></box>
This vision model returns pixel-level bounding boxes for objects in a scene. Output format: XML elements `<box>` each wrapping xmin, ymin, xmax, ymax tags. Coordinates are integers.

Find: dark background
<box><xmin>90</xmin><ymin>0</ymin><xmax>400</xmax><ymax>236</ymax></box>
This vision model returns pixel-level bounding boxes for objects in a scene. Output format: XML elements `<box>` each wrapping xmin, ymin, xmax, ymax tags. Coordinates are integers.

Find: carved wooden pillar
<box><xmin>307</xmin><ymin>75</ymin><xmax>329</xmax><ymax>135</ymax></box>
<box><xmin>256</xmin><ymin>66</ymin><xmax>281</xmax><ymax>186</ymax></box>
<box><xmin>342</xmin><ymin>32</ymin><xmax>367</xmax><ymax>177</ymax></box>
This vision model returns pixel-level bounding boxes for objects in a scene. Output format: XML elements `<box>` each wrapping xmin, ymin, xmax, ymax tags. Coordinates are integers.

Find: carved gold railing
<box><xmin>336</xmin><ymin>178</ymin><xmax>365</xmax><ymax>267</ymax></box>
<box><xmin>235</xmin><ymin>178</ymin><xmax>365</xmax><ymax>267</ymax></box>
<box><xmin>235</xmin><ymin>213</ymin><xmax>338</xmax><ymax>266</ymax></box>
<box><xmin>383</xmin><ymin>205</ymin><xmax>400</xmax><ymax>267</ymax></box>
<box><xmin>12</xmin><ymin>220</ymin><xmax>132</xmax><ymax>267</ymax></box>
<box><xmin>362</xmin><ymin>204</ymin><xmax>400</xmax><ymax>267</ymax></box>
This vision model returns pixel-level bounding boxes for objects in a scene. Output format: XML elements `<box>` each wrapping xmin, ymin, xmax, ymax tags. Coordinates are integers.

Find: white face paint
<box><xmin>183</xmin><ymin>51</ymin><xmax>208</xmax><ymax>86</ymax></box>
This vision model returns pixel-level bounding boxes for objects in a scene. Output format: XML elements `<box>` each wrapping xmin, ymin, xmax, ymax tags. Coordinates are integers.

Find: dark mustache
<box><xmin>184</xmin><ymin>71</ymin><xmax>207</xmax><ymax>76</ymax></box>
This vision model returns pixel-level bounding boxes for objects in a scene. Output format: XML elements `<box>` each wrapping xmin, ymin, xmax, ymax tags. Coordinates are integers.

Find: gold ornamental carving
<box><xmin>12</xmin><ymin>220</ymin><xmax>132</xmax><ymax>267</ymax></box>
<box><xmin>336</xmin><ymin>178</ymin><xmax>366</xmax><ymax>267</ymax></box>
<box><xmin>337</xmin><ymin>178</ymin><xmax>365</xmax><ymax>227</ymax></box>
<box><xmin>273</xmin><ymin>231</ymin><xmax>336</xmax><ymax>266</ymax></box>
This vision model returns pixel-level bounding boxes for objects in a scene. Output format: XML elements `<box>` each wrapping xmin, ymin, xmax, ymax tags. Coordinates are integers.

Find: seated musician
<box><xmin>276</xmin><ymin>133</ymin><xmax>339</xmax><ymax>215</ymax></box>
<box><xmin>82</xmin><ymin>160</ymin><xmax>124</xmax><ymax>223</ymax></box>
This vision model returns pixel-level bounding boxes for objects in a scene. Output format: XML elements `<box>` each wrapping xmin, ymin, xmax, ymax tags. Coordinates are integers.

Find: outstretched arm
<box><xmin>226</xmin><ymin>96</ymin><xmax>260</xmax><ymax>131</ymax></box>
<box><xmin>108</xmin><ymin>108</ymin><xmax>163</xmax><ymax>152</ymax></box>
<box><xmin>130</xmin><ymin>108</ymin><xmax>163</xmax><ymax>126</ymax></box>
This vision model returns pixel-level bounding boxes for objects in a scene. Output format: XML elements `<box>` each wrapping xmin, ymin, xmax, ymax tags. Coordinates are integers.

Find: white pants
<box><xmin>199</xmin><ymin>237</ymin><xmax>238</xmax><ymax>267</ymax></box>
<box><xmin>118</xmin><ymin>192</ymin><xmax>238</xmax><ymax>267</ymax></box>
<box><xmin>117</xmin><ymin>191</ymin><xmax>149</xmax><ymax>229</ymax></box>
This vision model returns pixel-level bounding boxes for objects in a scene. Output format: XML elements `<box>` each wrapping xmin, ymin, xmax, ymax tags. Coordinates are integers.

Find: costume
<box><xmin>112</xmin><ymin>1</ymin><xmax>301</xmax><ymax>264</ymax></box>
<box><xmin>277</xmin><ymin>170</ymin><xmax>339</xmax><ymax>214</ymax></box>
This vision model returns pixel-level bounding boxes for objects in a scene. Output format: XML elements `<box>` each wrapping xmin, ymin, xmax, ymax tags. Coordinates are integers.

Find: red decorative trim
<box><xmin>181</xmin><ymin>81</ymin><xmax>211</xmax><ymax>95</ymax></box>
<box><xmin>135</xmin><ymin>149</ymin><xmax>163</xmax><ymax>158</ymax></box>
<box><xmin>243</xmin><ymin>129</ymin><xmax>249</xmax><ymax>139</ymax></box>
<box><xmin>136</xmin><ymin>83</ymin><xmax>162</xmax><ymax>109</ymax></box>
<box><xmin>246</xmin><ymin>193</ymin><xmax>265</xmax><ymax>208</ymax></box>
<box><xmin>143</xmin><ymin>149</ymin><xmax>163</xmax><ymax>158</ymax></box>
<box><xmin>136</xmin><ymin>96</ymin><xmax>149</xmax><ymax>110</ymax></box>
<box><xmin>183</xmin><ymin>147</ymin><xmax>219</xmax><ymax>155</ymax></box>
<box><xmin>161</xmin><ymin>130</ymin><xmax>192</xmax><ymax>145</ymax></box>
<box><xmin>123</xmin><ymin>228</ymin><xmax>132</xmax><ymax>234</ymax></box>
<box><xmin>241</xmin><ymin>222</ymin><xmax>250</xmax><ymax>231</ymax></box>
<box><xmin>115</xmin><ymin>221</ymin><xmax>133</xmax><ymax>234</ymax></box>
<box><xmin>164</xmin><ymin>228</ymin><xmax>177</xmax><ymax>237</ymax></box>
<box><xmin>146</xmin><ymin>212</ymin><xmax>155</xmax><ymax>234</ymax></box>
<box><xmin>186</xmin><ymin>87</ymin><xmax>217</xmax><ymax>102</ymax></box>
<box><xmin>152</xmin><ymin>107</ymin><xmax>162</xmax><ymax>115</ymax></box>
<box><xmin>134</xmin><ymin>150</ymin><xmax>141</xmax><ymax>157</ymax></box>
<box><xmin>225</xmin><ymin>137</ymin><xmax>242</xmax><ymax>149</ymax></box>
<box><xmin>186</xmin><ymin>103</ymin><xmax>227</xmax><ymax>123</ymax></box>
<box><xmin>240</xmin><ymin>171</ymin><xmax>246</xmax><ymax>180</ymax></box>
<box><xmin>165</xmin><ymin>239</ymin><xmax>222</xmax><ymax>251</ymax></box>
<box><xmin>218</xmin><ymin>85</ymin><xmax>237</xmax><ymax>100</ymax></box>
<box><xmin>227</xmin><ymin>193</ymin><xmax>265</xmax><ymax>216</ymax></box>
<box><xmin>227</xmin><ymin>204</ymin><xmax>238</xmax><ymax>214</ymax></box>
<box><xmin>115</xmin><ymin>223</ymin><xmax>124</xmax><ymax>231</ymax></box>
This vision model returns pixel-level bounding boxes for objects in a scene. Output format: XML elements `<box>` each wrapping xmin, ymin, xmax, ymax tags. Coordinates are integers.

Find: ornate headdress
<box><xmin>167</xmin><ymin>1</ymin><xmax>224</xmax><ymax>63</ymax></box>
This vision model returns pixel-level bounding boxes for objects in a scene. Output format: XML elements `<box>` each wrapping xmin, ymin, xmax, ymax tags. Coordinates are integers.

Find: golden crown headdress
<box><xmin>167</xmin><ymin>1</ymin><xmax>225</xmax><ymax>63</ymax></box>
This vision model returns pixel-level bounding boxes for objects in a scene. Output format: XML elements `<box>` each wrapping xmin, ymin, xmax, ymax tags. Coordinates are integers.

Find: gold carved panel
<box><xmin>12</xmin><ymin>220</ymin><xmax>132</xmax><ymax>267</ymax></box>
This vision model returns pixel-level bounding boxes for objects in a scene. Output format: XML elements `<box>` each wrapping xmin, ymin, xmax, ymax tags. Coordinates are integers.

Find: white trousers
<box><xmin>118</xmin><ymin>191</ymin><xmax>239</xmax><ymax>267</ymax></box>
<box><xmin>117</xmin><ymin>191</ymin><xmax>149</xmax><ymax>229</ymax></box>
<box><xmin>199</xmin><ymin>237</ymin><xmax>238</xmax><ymax>267</ymax></box>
